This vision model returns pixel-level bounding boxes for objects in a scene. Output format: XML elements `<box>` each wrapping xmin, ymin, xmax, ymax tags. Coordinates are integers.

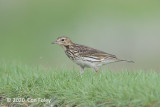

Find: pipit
<box><xmin>52</xmin><ymin>36</ymin><xmax>134</xmax><ymax>73</ymax></box>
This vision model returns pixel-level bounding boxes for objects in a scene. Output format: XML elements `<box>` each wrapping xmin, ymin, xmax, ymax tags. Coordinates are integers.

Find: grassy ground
<box><xmin>0</xmin><ymin>63</ymin><xmax>160</xmax><ymax>107</ymax></box>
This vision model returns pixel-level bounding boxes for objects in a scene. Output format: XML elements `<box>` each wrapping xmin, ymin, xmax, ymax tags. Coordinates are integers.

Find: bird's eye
<box><xmin>61</xmin><ymin>39</ymin><xmax>64</xmax><ymax>41</ymax></box>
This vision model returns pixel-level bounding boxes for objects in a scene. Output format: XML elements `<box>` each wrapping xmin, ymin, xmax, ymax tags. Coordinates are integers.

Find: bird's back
<box><xmin>65</xmin><ymin>43</ymin><xmax>119</xmax><ymax>62</ymax></box>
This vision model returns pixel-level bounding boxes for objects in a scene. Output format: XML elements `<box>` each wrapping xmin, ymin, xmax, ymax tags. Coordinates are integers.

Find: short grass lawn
<box><xmin>0</xmin><ymin>63</ymin><xmax>160</xmax><ymax>107</ymax></box>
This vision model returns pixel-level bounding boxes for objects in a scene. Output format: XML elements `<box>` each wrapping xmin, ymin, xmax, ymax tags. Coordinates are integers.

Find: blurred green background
<box><xmin>0</xmin><ymin>0</ymin><xmax>160</xmax><ymax>71</ymax></box>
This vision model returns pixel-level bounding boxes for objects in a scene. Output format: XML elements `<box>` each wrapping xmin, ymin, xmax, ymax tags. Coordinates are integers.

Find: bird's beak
<box><xmin>52</xmin><ymin>41</ymin><xmax>57</xmax><ymax>44</ymax></box>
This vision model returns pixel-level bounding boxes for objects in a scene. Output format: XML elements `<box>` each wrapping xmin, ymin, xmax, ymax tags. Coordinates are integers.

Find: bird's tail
<box><xmin>119</xmin><ymin>59</ymin><xmax>135</xmax><ymax>63</ymax></box>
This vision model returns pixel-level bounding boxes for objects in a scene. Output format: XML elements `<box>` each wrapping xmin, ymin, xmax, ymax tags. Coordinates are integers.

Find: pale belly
<box><xmin>73</xmin><ymin>59</ymin><xmax>116</xmax><ymax>68</ymax></box>
<box><xmin>74</xmin><ymin>59</ymin><xmax>98</xmax><ymax>68</ymax></box>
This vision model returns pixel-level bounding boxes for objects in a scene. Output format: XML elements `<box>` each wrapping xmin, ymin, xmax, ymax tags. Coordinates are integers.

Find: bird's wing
<box><xmin>73</xmin><ymin>44</ymin><xmax>119</xmax><ymax>61</ymax></box>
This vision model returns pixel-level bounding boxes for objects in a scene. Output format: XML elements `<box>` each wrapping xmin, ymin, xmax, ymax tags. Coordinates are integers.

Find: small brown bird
<box><xmin>52</xmin><ymin>36</ymin><xmax>134</xmax><ymax>73</ymax></box>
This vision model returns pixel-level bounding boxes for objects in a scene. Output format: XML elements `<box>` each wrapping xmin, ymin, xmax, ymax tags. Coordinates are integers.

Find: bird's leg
<box><xmin>80</xmin><ymin>66</ymin><xmax>85</xmax><ymax>74</ymax></box>
<box><xmin>94</xmin><ymin>67</ymin><xmax>99</xmax><ymax>73</ymax></box>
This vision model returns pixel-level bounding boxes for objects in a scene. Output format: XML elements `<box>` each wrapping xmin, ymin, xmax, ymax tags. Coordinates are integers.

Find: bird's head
<box><xmin>52</xmin><ymin>36</ymin><xmax>73</xmax><ymax>47</ymax></box>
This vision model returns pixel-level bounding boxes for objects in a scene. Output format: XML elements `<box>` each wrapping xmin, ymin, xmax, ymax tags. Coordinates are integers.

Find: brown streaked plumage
<box><xmin>52</xmin><ymin>36</ymin><xmax>134</xmax><ymax>73</ymax></box>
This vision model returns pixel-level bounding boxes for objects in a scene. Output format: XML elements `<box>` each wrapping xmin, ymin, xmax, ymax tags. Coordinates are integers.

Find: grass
<box><xmin>0</xmin><ymin>63</ymin><xmax>160</xmax><ymax>107</ymax></box>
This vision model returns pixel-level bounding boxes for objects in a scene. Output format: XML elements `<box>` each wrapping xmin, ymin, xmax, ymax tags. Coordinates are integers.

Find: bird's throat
<box><xmin>61</xmin><ymin>45</ymin><xmax>70</xmax><ymax>51</ymax></box>
<box><xmin>65</xmin><ymin>45</ymin><xmax>69</xmax><ymax>49</ymax></box>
